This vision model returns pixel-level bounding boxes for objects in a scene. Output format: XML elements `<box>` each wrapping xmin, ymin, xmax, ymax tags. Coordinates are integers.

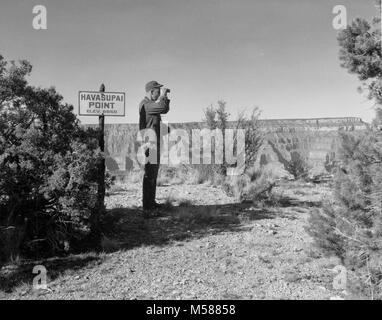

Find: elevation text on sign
<box><xmin>79</xmin><ymin>91</ymin><xmax>125</xmax><ymax>116</ymax></box>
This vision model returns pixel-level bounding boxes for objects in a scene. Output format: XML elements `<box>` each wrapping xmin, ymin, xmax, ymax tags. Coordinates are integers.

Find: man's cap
<box><xmin>145</xmin><ymin>80</ymin><xmax>163</xmax><ymax>92</ymax></box>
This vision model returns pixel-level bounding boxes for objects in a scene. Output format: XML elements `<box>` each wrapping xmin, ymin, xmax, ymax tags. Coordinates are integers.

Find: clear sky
<box><xmin>0</xmin><ymin>0</ymin><xmax>378</xmax><ymax>124</ymax></box>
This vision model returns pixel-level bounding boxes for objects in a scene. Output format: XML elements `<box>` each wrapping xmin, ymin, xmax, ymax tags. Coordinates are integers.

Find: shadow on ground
<box><xmin>0</xmin><ymin>254</ymin><xmax>104</xmax><ymax>293</ymax></box>
<box><xmin>0</xmin><ymin>184</ymin><xmax>321</xmax><ymax>294</ymax></box>
<box><xmin>263</xmin><ymin>195</ymin><xmax>322</xmax><ymax>209</ymax></box>
<box><xmin>100</xmin><ymin>195</ymin><xmax>303</xmax><ymax>251</ymax></box>
<box><xmin>100</xmin><ymin>181</ymin><xmax>324</xmax><ymax>252</ymax></box>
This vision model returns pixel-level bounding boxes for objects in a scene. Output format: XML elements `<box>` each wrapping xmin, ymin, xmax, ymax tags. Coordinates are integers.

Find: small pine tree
<box><xmin>285</xmin><ymin>151</ymin><xmax>310</xmax><ymax>180</ymax></box>
<box><xmin>307</xmin><ymin>2</ymin><xmax>382</xmax><ymax>298</ymax></box>
<box><xmin>202</xmin><ymin>101</ymin><xmax>263</xmax><ymax>181</ymax></box>
<box><xmin>235</xmin><ymin>107</ymin><xmax>263</xmax><ymax>172</ymax></box>
<box><xmin>307</xmin><ymin>131</ymin><xmax>382</xmax><ymax>298</ymax></box>
<box><xmin>0</xmin><ymin>55</ymin><xmax>106</xmax><ymax>261</ymax></box>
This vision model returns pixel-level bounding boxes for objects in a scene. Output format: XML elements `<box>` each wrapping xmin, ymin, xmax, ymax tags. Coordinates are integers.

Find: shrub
<box><xmin>222</xmin><ymin>169</ymin><xmax>275</xmax><ymax>203</ymax></box>
<box><xmin>0</xmin><ymin>55</ymin><xmax>105</xmax><ymax>261</ymax></box>
<box><xmin>201</xmin><ymin>101</ymin><xmax>270</xmax><ymax>203</ymax></box>
<box><xmin>307</xmin><ymin>2</ymin><xmax>382</xmax><ymax>299</ymax></box>
<box><xmin>157</xmin><ymin>165</ymin><xmax>188</xmax><ymax>186</ymax></box>
<box><xmin>203</xmin><ymin>101</ymin><xmax>263</xmax><ymax>178</ymax></box>
<box><xmin>191</xmin><ymin>164</ymin><xmax>222</xmax><ymax>184</ymax></box>
<box><xmin>306</xmin><ymin>130</ymin><xmax>382</xmax><ymax>299</ymax></box>
<box><xmin>234</xmin><ymin>108</ymin><xmax>263</xmax><ymax>172</ymax></box>
<box><xmin>285</xmin><ymin>151</ymin><xmax>310</xmax><ymax>180</ymax></box>
<box><xmin>324</xmin><ymin>151</ymin><xmax>337</xmax><ymax>174</ymax></box>
<box><xmin>203</xmin><ymin>101</ymin><xmax>230</xmax><ymax>176</ymax></box>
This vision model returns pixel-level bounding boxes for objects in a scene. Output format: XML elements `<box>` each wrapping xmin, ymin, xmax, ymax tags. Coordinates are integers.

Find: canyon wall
<box><xmin>84</xmin><ymin>117</ymin><xmax>368</xmax><ymax>177</ymax></box>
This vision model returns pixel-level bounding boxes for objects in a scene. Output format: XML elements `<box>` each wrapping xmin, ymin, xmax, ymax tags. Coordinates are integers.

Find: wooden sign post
<box><xmin>97</xmin><ymin>84</ymin><xmax>106</xmax><ymax>230</ymax></box>
<box><xmin>78</xmin><ymin>85</ymin><xmax>126</xmax><ymax>243</ymax></box>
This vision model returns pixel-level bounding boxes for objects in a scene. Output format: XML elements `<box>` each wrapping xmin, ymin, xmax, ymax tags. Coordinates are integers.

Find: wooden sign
<box><xmin>78</xmin><ymin>91</ymin><xmax>125</xmax><ymax>116</ymax></box>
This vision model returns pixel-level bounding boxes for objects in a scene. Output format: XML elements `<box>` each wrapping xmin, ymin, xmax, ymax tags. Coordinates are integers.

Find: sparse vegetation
<box><xmin>307</xmin><ymin>2</ymin><xmax>382</xmax><ymax>299</ymax></box>
<box><xmin>198</xmin><ymin>101</ymin><xmax>270</xmax><ymax>203</ymax></box>
<box><xmin>0</xmin><ymin>55</ymin><xmax>109</xmax><ymax>263</ymax></box>
<box><xmin>307</xmin><ymin>131</ymin><xmax>382</xmax><ymax>299</ymax></box>
<box><xmin>221</xmin><ymin>168</ymin><xmax>276</xmax><ymax>204</ymax></box>
<box><xmin>157</xmin><ymin>165</ymin><xmax>188</xmax><ymax>186</ymax></box>
<box><xmin>202</xmin><ymin>101</ymin><xmax>263</xmax><ymax>180</ymax></box>
<box><xmin>285</xmin><ymin>151</ymin><xmax>310</xmax><ymax>180</ymax></box>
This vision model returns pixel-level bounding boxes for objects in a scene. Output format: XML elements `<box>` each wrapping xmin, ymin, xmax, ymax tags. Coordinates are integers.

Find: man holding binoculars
<box><xmin>139</xmin><ymin>80</ymin><xmax>170</xmax><ymax>211</ymax></box>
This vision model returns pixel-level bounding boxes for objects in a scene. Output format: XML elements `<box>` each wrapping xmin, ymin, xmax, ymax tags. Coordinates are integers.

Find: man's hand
<box><xmin>161</xmin><ymin>87</ymin><xmax>170</xmax><ymax>97</ymax></box>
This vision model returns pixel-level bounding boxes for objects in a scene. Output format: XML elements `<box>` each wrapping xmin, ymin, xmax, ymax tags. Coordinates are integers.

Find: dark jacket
<box><xmin>139</xmin><ymin>96</ymin><xmax>170</xmax><ymax>139</ymax></box>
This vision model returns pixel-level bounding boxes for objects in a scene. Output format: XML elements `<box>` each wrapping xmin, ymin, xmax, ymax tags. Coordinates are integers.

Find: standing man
<box><xmin>139</xmin><ymin>81</ymin><xmax>170</xmax><ymax>210</ymax></box>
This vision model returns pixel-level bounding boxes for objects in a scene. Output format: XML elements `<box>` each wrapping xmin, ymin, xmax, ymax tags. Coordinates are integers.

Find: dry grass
<box><xmin>221</xmin><ymin>170</ymin><xmax>276</xmax><ymax>203</ymax></box>
<box><xmin>189</xmin><ymin>164</ymin><xmax>221</xmax><ymax>184</ymax></box>
<box><xmin>157</xmin><ymin>165</ymin><xmax>191</xmax><ymax>186</ymax></box>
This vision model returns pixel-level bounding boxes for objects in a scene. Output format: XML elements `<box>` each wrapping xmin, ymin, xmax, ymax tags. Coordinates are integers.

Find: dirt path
<box><xmin>1</xmin><ymin>181</ymin><xmax>344</xmax><ymax>300</ymax></box>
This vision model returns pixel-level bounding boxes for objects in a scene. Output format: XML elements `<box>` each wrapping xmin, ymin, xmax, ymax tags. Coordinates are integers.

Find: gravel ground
<box><xmin>1</xmin><ymin>181</ymin><xmax>346</xmax><ymax>300</ymax></box>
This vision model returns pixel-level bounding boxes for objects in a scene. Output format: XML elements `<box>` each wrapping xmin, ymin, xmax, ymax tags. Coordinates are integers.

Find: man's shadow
<box><xmin>100</xmin><ymin>201</ymin><xmax>277</xmax><ymax>250</ymax></box>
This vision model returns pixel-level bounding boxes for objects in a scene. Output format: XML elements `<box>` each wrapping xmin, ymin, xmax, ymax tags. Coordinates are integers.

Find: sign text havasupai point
<box><xmin>78</xmin><ymin>91</ymin><xmax>125</xmax><ymax>116</ymax></box>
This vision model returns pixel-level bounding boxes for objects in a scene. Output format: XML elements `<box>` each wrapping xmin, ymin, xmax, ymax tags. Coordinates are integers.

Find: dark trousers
<box><xmin>142</xmin><ymin>162</ymin><xmax>159</xmax><ymax>209</ymax></box>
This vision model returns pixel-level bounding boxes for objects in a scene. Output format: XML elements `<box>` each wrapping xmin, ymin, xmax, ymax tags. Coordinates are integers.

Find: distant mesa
<box><xmin>83</xmin><ymin>116</ymin><xmax>368</xmax><ymax>175</ymax></box>
<box><xmin>258</xmin><ymin>117</ymin><xmax>366</xmax><ymax>131</ymax></box>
